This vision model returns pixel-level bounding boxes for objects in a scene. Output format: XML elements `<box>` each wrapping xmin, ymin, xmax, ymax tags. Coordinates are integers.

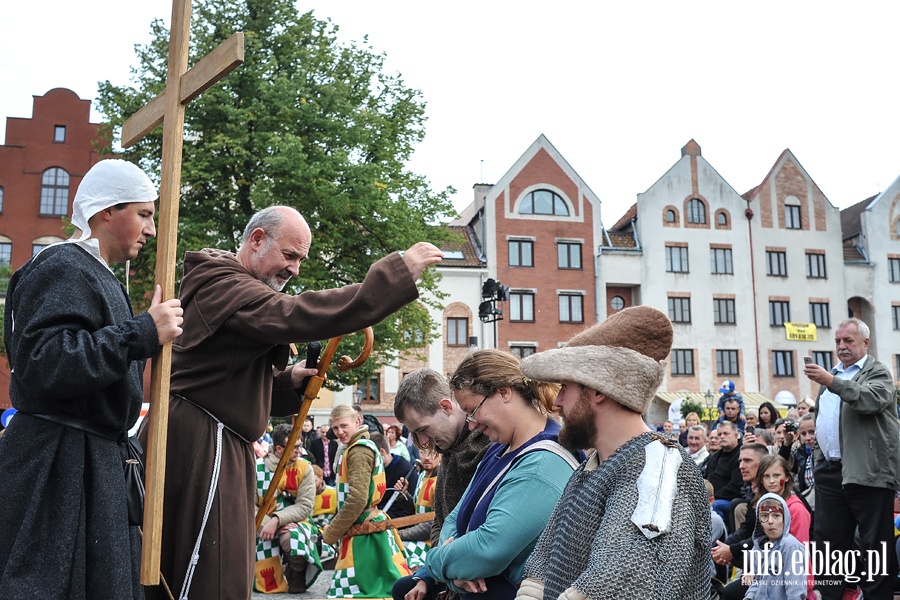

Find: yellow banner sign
<box><xmin>784</xmin><ymin>322</ymin><xmax>817</xmax><ymax>342</ymax></box>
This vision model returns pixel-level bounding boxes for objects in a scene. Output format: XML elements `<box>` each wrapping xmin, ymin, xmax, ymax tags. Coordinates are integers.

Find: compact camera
<box><xmin>783</xmin><ymin>419</ymin><xmax>799</xmax><ymax>433</ymax></box>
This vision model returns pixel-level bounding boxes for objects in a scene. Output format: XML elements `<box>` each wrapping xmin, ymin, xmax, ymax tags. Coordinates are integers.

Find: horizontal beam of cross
<box><xmin>121</xmin><ymin>32</ymin><xmax>244</xmax><ymax>148</ymax></box>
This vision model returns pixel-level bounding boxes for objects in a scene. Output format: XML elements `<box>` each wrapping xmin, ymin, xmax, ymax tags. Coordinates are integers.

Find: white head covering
<box><xmin>71</xmin><ymin>159</ymin><xmax>157</xmax><ymax>241</ymax></box>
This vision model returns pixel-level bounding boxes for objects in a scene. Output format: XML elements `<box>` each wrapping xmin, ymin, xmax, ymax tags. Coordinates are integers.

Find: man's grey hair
<box><xmin>688</xmin><ymin>424</ymin><xmax>707</xmax><ymax>439</ymax></box>
<box><xmin>394</xmin><ymin>369</ymin><xmax>451</xmax><ymax>422</ymax></box>
<box><xmin>241</xmin><ymin>206</ymin><xmax>284</xmax><ymax>245</ymax></box>
<box><xmin>837</xmin><ymin>317</ymin><xmax>870</xmax><ymax>340</ymax></box>
<box><xmin>754</xmin><ymin>428</ymin><xmax>775</xmax><ymax>446</ymax></box>
<box><xmin>717</xmin><ymin>420</ymin><xmax>737</xmax><ymax>434</ymax></box>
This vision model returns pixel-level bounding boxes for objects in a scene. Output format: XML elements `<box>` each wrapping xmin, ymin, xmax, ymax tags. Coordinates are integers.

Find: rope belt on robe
<box><xmin>172</xmin><ymin>393</ymin><xmax>252</xmax><ymax>600</ymax></box>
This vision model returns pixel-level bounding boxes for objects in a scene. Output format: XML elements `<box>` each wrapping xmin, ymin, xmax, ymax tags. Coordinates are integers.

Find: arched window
<box><xmin>666</xmin><ymin>209</ymin><xmax>676</xmax><ymax>223</ymax></box>
<box><xmin>895</xmin><ymin>219</ymin><xmax>900</xmax><ymax>238</ymax></box>
<box><xmin>687</xmin><ymin>198</ymin><xmax>706</xmax><ymax>224</ymax></box>
<box><xmin>40</xmin><ymin>168</ymin><xmax>70</xmax><ymax>216</ymax></box>
<box><xmin>519</xmin><ymin>189</ymin><xmax>569</xmax><ymax>216</ymax></box>
<box><xmin>717</xmin><ymin>211</ymin><xmax>728</xmax><ymax>227</ymax></box>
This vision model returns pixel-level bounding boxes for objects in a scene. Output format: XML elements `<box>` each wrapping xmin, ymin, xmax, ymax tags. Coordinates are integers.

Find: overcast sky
<box><xmin>2</xmin><ymin>1</ymin><xmax>898</xmax><ymax>224</ymax></box>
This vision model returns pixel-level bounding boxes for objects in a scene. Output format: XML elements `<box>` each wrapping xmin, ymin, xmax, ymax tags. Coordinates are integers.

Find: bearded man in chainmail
<box><xmin>516</xmin><ymin>306</ymin><xmax>711</xmax><ymax>600</ymax></box>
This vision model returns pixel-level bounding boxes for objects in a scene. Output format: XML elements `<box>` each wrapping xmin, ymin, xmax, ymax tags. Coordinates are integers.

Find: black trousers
<box><xmin>392</xmin><ymin>575</ymin><xmax>446</xmax><ymax>600</ymax></box>
<box><xmin>813</xmin><ymin>459</ymin><xmax>897</xmax><ymax>600</ymax></box>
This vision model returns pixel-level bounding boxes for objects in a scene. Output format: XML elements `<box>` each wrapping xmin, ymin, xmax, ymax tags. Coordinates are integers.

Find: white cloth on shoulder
<box><xmin>631</xmin><ymin>438</ymin><xmax>683</xmax><ymax>539</ymax></box>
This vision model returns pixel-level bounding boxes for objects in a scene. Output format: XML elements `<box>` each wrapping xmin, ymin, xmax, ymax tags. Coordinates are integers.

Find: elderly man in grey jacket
<box><xmin>805</xmin><ymin>317</ymin><xmax>900</xmax><ymax>600</ymax></box>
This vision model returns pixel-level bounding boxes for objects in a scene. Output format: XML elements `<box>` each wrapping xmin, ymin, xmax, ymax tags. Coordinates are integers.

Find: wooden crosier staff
<box><xmin>118</xmin><ymin>0</ymin><xmax>244</xmax><ymax>584</ymax></box>
<box><xmin>255</xmin><ymin>327</ymin><xmax>375</xmax><ymax>530</ymax></box>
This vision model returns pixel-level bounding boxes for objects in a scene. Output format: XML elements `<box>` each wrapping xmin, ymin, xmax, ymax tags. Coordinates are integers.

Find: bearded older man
<box><xmin>142</xmin><ymin>206</ymin><xmax>443</xmax><ymax>600</ymax></box>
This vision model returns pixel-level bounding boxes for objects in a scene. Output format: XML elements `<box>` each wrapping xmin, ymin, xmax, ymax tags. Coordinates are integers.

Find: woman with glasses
<box><xmin>415</xmin><ymin>349</ymin><xmax>581</xmax><ymax>600</ymax></box>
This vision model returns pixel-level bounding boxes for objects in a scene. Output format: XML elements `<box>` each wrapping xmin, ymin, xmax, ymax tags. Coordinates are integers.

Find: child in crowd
<box><xmin>752</xmin><ymin>455</ymin><xmax>813</xmax><ymax>597</ymax></box>
<box><xmin>753</xmin><ymin>455</ymin><xmax>810</xmax><ymax>543</ymax></box>
<box><xmin>743</xmin><ymin>494</ymin><xmax>808</xmax><ymax>599</ymax></box>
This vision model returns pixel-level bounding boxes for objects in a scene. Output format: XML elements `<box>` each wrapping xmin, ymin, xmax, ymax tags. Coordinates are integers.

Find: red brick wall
<box><xmin>0</xmin><ymin>88</ymin><xmax>106</xmax><ymax>267</ymax></box>
<box><xmin>494</xmin><ymin>149</ymin><xmax>596</xmax><ymax>352</ymax></box>
<box><xmin>0</xmin><ymin>88</ymin><xmax>108</xmax><ymax>407</ymax></box>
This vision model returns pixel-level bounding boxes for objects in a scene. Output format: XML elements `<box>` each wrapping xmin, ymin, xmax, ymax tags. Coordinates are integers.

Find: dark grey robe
<box><xmin>0</xmin><ymin>243</ymin><xmax>159</xmax><ymax>600</ymax></box>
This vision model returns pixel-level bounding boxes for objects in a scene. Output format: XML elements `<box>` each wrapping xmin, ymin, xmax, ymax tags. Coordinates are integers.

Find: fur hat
<box><xmin>520</xmin><ymin>305</ymin><xmax>672</xmax><ymax>413</ymax></box>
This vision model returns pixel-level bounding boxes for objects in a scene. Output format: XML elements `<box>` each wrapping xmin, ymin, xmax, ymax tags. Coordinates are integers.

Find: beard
<box><xmin>251</xmin><ymin>240</ymin><xmax>292</xmax><ymax>291</ymax></box>
<box><xmin>559</xmin><ymin>391</ymin><xmax>596</xmax><ymax>451</ymax></box>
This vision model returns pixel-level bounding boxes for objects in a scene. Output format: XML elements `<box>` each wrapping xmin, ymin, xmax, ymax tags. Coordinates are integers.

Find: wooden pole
<box><xmin>139</xmin><ymin>0</ymin><xmax>192</xmax><ymax>584</ymax></box>
<box><xmin>120</xmin><ymin>1</ymin><xmax>244</xmax><ymax>584</ymax></box>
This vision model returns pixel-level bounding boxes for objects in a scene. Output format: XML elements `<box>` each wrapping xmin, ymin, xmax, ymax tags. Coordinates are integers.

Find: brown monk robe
<box><xmin>141</xmin><ymin>207</ymin><xmax>442</xmax><ymax>600</ymax></box>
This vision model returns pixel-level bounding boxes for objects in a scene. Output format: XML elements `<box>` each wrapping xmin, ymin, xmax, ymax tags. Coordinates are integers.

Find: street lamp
<box><xmin>353</xmin><ymin>387</ymin><xmax>365</xmax><ymax>405</ymax></box>
<box><xmin>704</xmin><ymin>389</ymin><xmax>714</xmax><ymax>425</ymax></box>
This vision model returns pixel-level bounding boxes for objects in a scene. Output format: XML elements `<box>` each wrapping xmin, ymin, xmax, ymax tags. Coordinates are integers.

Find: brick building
<box><xmin>0</xmin><ymin>88</ymin><xmax>107</xmax><ymax>408</ymax></box>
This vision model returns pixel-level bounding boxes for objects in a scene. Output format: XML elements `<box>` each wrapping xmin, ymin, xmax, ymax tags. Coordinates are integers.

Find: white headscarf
<box><xmin>71</xmin><ymin>159</ymin><xmax>157</xmax><ymax>241</ymax></box>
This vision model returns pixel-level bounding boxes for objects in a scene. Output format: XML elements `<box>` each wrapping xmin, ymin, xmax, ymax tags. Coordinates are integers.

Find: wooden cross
<box><xmin>119</xmin><ymin>0</ymin><xmax>244</xmax><ymax>585</ymax></box>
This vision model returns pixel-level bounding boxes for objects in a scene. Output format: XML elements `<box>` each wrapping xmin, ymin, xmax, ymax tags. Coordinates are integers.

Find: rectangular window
<box><xmin>509</xmin><ymin>240</ymin><xmax>533</xmax><ymax>267</ymax></box>
<box><xmin>894</xmin><ymin>306</ymin><xmax>900</xmax><ymax>330</ymax></box>
<box><xmin>557</xmin><ymin>242</ymin><xmax>582</xmax><ymax>269</ymax></box>
<box><xmin>667</xmin><ymin>297</ymin><xmax>691</xmax><ymax>323</ymax></box>
<box><xmin>54</xmin><ymin>125</ymin><xmax>66</xmax><ymax>143</ymax></box>
<box><xmin>766</xmin><ymin>251</ymin><xmax>787</xmax><ymax>276</ymax></box>
<box><xmin>665</xmin><ymin>245</ymin><xmax>689</xmax><ymax>273</ymax></box>
<box><xmin>809</xmin><ymin>302</ymin><xmax>831</xmax><ymax>328</ymax></box>
<box><xmin>0</xmin><ymin>242</ymin><xmax>10</xmax><ymax>266</ymax></box>
<box><xmin>772</xmin><ymin>350</ymin><xmax>794</xmax><ymax>377</ymax></box>
<box><xmin>710</xmin><ymin>247</ymin><xmax>733</xmax><ymax>274</ymax></box>
<box><xmin>510</xmin><ymin>292</ymin><xmax>535</xmax><ymax>322</ymax></box>
<box><xmin>769</xmin><ymin>300</ymin><xmax>790</xmax><ymax>326</ymax></box>
<box><xmin>361</xmin><ymin>374</ymin><xmax>380</xmax><ymax>403</ymax></box>
<box><xmin>716</xmin><ymin>350</ymin><xmax>740</xmax><ymax>376</ymax></box>
<box><xmin>446</xmin><ymin>317</ymin><xmax>468</xmax><ymax>346</ymax></box>
<box><xmin>32</xmin><ymin>244</ymin><xmax>49</xmax><ymax>257</ymax></box>
<box><xmin>713</xmin><ymin>298</ymin><xmax>736</xmax><ymax>325</ymax></box>
<box><xmin>890</xmin><ymin>258</ymin><xmax>900</xmax><ymax>283</ymax></box>
<box><xmin>671</xmin><ymin>349</ymin><xmax>695</xmax><ymax>376</ymax></box>
<box><xmin>559</xmin><ymin>294</ymin><xmax>584</xmax><ymax>323</ymax></box>
<box><xmin>813</xmin><ymin>351</ymin><xmax>834</xmax><ymax>371</ymax></box>
<box><xmin>896</xmin><ymin>355</ymin><xmax>900</xmax><ymax>381</ymax></box>
<box><xmin>806</xmin><ymin>253</ymin><xmax>827</xmax><ymax>279</ymax></box>
<box><xmin>785</xmin><ymin>205</ymin><xmax>801</xmax><ymax>229</ymax></box>
<box><xmin>510</xmin><ymin>346</ymin><xmax>536</xmax><ymax>359</ymax></box>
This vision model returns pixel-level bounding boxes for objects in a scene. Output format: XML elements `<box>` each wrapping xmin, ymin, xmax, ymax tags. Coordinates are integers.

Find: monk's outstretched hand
<box><xmin>401</xmin><ymin>242</ymin><xmax>443</xmax><ymax>281</ymax></box>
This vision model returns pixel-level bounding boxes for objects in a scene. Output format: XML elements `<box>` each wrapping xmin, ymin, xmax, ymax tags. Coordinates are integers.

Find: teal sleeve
<box><xmin>424</xmin><ymin>451</ymin><xmax>573</xmax><ymax>584</ymax></box>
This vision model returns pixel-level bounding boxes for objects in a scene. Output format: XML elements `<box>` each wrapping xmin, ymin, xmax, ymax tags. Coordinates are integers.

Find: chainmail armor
<box><xmin>525</xmin><ymin>432</ymin><xmax>711</xmax><ymax>599</ymax></box>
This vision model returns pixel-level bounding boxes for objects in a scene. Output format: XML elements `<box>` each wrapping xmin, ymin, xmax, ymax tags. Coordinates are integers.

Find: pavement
<box><xmin>250</xmin><ymin>567</ymin><xmax>334</xmax><ymax>600</ymax></box>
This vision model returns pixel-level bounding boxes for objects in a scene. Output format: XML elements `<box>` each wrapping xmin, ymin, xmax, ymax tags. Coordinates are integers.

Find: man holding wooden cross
<box><xmin>141</xmin><ymin>205</ymin><xmax>442</xmax><ymax>600</ymax></box>
<box><xmin>0</xmin><ymin>160</ymin><xmax>184</xmax><ymax>599</ymax></box>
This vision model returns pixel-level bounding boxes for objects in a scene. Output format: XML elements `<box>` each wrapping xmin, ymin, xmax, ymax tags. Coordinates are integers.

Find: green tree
<box><xmin>97</xmin><ymin>0</ymin><xmax>456</xmax><ymax>386</ymax></box>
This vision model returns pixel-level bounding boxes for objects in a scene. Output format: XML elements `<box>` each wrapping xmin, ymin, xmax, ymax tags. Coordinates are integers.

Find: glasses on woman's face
<box><xmin>758</xmin><ymin>510</ymin><xmax>784</xmax><ymax>523</ymax></box>
<box><xmin>465</xmin><ymin>393</ymin><xmax>493</xmax><ymax>424</ymax></box>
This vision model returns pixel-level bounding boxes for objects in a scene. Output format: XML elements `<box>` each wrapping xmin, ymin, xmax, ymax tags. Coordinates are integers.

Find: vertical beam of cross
<box><xmin>119</xmin><ymin>0</ymin><xmax>243</xmax><ymax>584</ymax></box>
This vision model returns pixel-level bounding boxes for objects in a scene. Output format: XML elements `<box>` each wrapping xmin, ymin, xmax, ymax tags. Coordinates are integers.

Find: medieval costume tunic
<box><xmin>400</xmin><ymin>468</ymin><xmax>439</xmax><ymax>569</ymax></box>
<box><xmin>519</xmin><ymin>432</ymin><xmax>711</xmax><ymax>600</ymax></box>
<box><xmin>313</xmin><ymin>484</ymin><xmax>339</xmax><ymax>563</ymax></box>
<box><xmin>254</xmin><ymin>454</ymin><xmax>322</xmax><ymax>593</ymax></box>
<box><xmin>146</xmin><ymin>248</ymin><xmax>419</xmax><ymax>600</ymax></box>
<box><xmin>324</xmin><ymin>427</ymin><xmax>411</xmax><ymax>598</ymax></box>
<box><xmin>0</xmin><ymin>243</ymin><xmax>160</xmax><ymax>600</ymax></box>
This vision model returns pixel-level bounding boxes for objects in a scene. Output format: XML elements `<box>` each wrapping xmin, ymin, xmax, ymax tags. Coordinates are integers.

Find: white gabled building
<box><xmin>841</xmin><ymin>173</ymin><xmax>900</xmax><ymax>378</ymax></box>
